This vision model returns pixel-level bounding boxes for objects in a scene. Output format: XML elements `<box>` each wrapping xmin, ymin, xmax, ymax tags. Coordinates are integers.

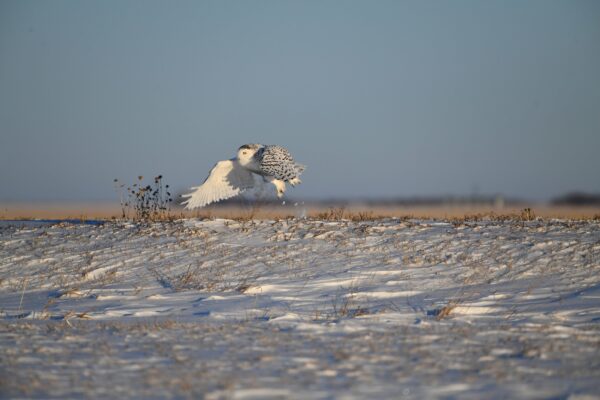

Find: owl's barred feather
<box><xmin>182</xmin><ymin>144</ymin><xmax>305</xmax><ymax>209</ymax></box>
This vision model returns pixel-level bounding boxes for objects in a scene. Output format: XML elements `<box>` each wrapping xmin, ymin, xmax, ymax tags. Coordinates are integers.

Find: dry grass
<box><xmin>148</xmin><ymin>259</ymin><xmax>256</xmax><ymax>293</ymax></box>
<box><xmin>311</xmin><ymin>281</ymin><xmax>374</xmax><ymax>321</ymax></box>
<box><xmin>316</xmin><ymin>207</ymin><xmax>346</xmax><ymax>221</ymax></box>
<box><xmin>434</xmin><ymin>300</ymin><xmax>460</xmax><ymax>320</ymax></box>
<box><xmin>2</xmin><ymin>201</ymin><xmax>600</xmax><ymax>221</ymax></box>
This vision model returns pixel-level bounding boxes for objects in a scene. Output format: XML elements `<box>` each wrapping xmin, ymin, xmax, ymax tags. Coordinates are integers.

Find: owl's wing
<box><xmin>181</xmin><ymin>159</ymin><xmax>256</xmax><ymax>209</ymax></box>
<box><xmin>295</xmin><ymin>163</ymin><xmax>306</xmax><ymax>175</ymax></box>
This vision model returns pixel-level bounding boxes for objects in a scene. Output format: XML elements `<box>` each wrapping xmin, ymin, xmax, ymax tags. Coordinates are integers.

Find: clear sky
<box><xmin>1</xmin><ymin>0</ymin><xmax>599</xmax><ymax>201</ymax></box>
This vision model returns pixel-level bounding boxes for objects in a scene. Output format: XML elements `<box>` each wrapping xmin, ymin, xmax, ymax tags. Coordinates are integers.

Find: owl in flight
<box><xmin>182</xmin><ymin>144</ymin><xmax>306</xmax><ymax>209</ymax></box>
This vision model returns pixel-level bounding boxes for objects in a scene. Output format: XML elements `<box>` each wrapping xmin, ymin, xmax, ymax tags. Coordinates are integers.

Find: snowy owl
<box><xmin>181</xmin><ymin>144</ymin><xmax>306</xmax><ymax>209</ymax></box>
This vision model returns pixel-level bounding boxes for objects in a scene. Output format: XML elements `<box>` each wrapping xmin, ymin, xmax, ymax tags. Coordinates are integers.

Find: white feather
<box><xmin>181</xmin><ymin>159</ymin><xmax>257</xmax><ymax>209</ymax></box>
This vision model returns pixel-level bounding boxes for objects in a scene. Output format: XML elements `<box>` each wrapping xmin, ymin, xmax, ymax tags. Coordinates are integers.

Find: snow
<box><xmin>1</xmin><ymin>218</ymin><xmax>599</xmax><ymax>398</ymax></box>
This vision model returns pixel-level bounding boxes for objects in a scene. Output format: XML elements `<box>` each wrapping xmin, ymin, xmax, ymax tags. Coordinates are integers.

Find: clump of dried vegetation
<box><xmin>432</xmin><ymin>300</ymin><xmax>460</xmax><ymax>321</ymax></box>
<box><xmin>519</xmin><ymin>207</ymin><xmax>535</xmax><ymax>221</ymax></box>
<box><xmin>114</xmin><ymin>175</ymin><xmax>174</xmax><ymax>221</ymax></box>
<box><xmin>314</xmin><ymin>207</ymin><xmax>385</xmax><ymax>221</ymax></box>
<box><xmin>316</xmin><ymin>207</ymin><xmax>346</xmax><ymax>221</ymax></box>
<box><xmin>448</xmin><ymin>208</ymin><xmax>541</xmax><ymax>225</ymax></box>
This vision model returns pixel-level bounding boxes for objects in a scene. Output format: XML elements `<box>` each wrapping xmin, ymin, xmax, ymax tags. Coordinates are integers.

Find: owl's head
<box><xmin>237</xmin><ymin>144</ymin><xmax>263</xmax><ymax>168</ymax></box>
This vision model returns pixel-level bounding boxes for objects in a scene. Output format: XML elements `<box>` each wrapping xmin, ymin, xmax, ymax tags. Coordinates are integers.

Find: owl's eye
<box><xmin>242</xmin><ymin>151</ymin><xmax>247</xmax><ymax>155</ymax></box>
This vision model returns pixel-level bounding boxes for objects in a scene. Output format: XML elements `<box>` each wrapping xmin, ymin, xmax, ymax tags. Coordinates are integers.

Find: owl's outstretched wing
<box><xmin>181</xmin><ymin>159</ymin><xmax>256</xmax><ymax>209</ymax></box>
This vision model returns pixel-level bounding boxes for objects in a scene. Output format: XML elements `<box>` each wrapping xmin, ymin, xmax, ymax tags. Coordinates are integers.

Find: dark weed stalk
<box><xmin>114</xmin><ymin>175</ymin><xmax>173</xmax><ymax>221</ymax></box>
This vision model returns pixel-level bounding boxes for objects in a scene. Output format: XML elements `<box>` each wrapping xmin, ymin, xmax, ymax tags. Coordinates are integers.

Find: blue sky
<box><xmin>1</xmin><ymin>0</ymin><xmax>599</xmax><ymax>201</ymax></box>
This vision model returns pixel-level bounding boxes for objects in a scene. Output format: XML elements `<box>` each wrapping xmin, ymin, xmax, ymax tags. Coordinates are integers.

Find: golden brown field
<box><xmin>1</xmin><ymin>201</ymin><xmax>598</xmax><ymax>220</ymax></box>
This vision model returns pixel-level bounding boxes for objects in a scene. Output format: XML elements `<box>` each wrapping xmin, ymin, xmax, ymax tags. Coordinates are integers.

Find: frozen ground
<box><xmin>1</xmin><ymin>218</ymin><xmax>599</xmax><ymax>399</ymax></box>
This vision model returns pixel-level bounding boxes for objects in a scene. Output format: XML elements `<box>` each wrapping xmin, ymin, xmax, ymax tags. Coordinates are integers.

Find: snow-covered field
<box><xmin>1</xmin><ymin>218</ymin><xmax>599</xmax><ymax>399</ymax></box>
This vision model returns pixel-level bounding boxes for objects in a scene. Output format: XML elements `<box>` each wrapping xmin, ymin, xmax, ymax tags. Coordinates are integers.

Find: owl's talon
<box><xmin>289</xmin><ymin>177</ymin><xmax>302</xmax><ymax>187</ymax></box>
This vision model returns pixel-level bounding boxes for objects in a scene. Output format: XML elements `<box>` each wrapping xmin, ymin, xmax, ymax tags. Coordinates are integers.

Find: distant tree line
<box><xmin>551</xmin><ymin>192</ymin><xmax>600</xmax><ymax>206</ymax></box>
